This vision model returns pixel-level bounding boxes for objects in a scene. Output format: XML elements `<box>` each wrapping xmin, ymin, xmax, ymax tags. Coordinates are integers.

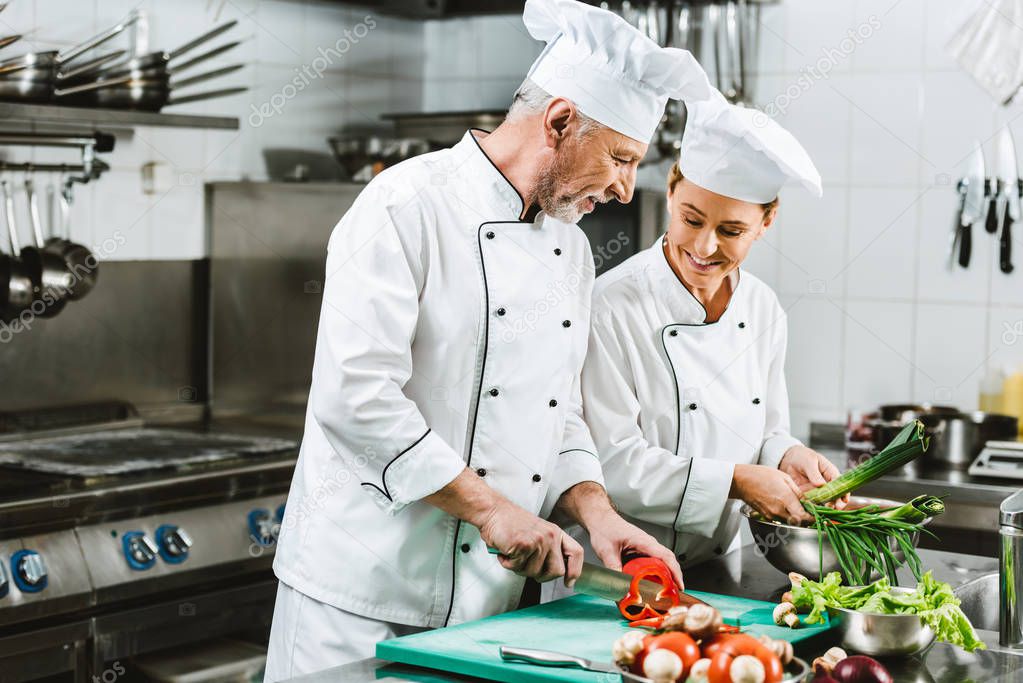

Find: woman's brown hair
<box><xmin>667</xmin><ymin>161</ymin><xmax>779</xmax><ymax>219</ymax></box>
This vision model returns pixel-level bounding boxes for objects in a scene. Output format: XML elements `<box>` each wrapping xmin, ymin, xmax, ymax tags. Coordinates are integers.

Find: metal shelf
<box><xmin>0</xmin><ymin>101</ymin><xmax>239</xmax><ymax>130</ymax></box>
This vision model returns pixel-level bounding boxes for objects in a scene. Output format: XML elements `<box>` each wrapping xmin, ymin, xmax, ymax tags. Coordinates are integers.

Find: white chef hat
<box><xmin>678</xmin><ymin>97</ymin><xmax>823</xmax><ymax>204</ymax></box>
<box><xmin>523</xmin><ymin>0</ymin><xmax>712</xmax><ymax>144</ymax></box>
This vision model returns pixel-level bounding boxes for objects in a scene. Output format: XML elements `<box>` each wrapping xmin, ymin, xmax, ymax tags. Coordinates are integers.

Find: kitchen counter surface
<box><xmin>280</xmin><ymin>545</ymin><xmax>1021</xmax><ymax>683</ymax></box>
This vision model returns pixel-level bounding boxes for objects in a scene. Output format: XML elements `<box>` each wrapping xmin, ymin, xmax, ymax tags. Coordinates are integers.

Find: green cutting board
<box><xmin>377</xmin><ymin>592</ymin><xmax>832</xmax><ymax>683</ymax></box>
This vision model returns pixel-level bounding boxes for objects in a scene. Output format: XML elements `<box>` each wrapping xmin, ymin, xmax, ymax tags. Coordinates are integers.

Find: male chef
<box><xmin>265</xmin><ymin>0</ymin><xmax>713</xmax><ymax>677</ymax></box>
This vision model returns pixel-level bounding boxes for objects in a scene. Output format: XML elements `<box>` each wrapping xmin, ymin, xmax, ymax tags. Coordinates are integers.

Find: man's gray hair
<box><xmin>506</xmin><ymin>78</ymin><xmax>602</xmax><ymax>137</ymax></box>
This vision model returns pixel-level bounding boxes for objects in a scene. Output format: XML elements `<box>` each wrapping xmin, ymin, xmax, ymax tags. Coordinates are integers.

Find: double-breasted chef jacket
<box><xmin>273</xmin><ymin>130</ymin><xmax>605</xmax><ymax>628</ymax></box>
<box><xmin>582</xmin><ymin>237</ymin><xmax>801</xmax><ymax>566</ymax></box>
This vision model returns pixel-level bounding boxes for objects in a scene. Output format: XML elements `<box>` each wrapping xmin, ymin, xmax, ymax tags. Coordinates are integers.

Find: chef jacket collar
<box><xmin>648</xmin><ymin>235</ymin><xmax>741</xmax><ymax>325</ymax></box>
<box><xmin>450</xmin><ymin>129</ymin><xmax>543</xmax><ymax>224</ymax></box>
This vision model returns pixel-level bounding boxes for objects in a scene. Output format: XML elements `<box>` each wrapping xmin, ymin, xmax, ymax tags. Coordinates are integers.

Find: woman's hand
<box><xmin>730</xmin><ymin>463</ymin><xmax>810</xmax><ymax>524</ymax></box>
<box><xmin>779</xmin><ymin>445</ymin><xmax>849</xmax><ymax>509</ymax></box>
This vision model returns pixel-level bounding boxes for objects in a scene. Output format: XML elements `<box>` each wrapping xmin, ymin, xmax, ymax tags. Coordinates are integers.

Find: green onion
<box><xmin>879</xmin><ymin>494</ymin><xmax>946</xmax><ymax>523</ymax></box>
<box><xmin>803</xmin><ymin>420</ymin><xmax>928</xmax><ymax>505</ymax></box>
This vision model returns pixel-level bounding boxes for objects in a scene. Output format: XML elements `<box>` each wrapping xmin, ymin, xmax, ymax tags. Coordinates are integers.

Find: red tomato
<box><xmin>643</xmin><ymin>632</ymin><xmax>700</xmax><ymax>679</ymax></box>
<box><xmin>699</xmin><ymin>634</ymin><xmax>784</xmax><ymax>683</ymax></box>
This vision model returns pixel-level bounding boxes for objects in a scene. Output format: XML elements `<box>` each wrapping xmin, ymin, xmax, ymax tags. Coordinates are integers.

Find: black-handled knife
<box><xmin>1001</xmin><ymin>209</ymin><xmax>1014</xmax><ymax>274</ymax></box>
<box><xmin>986</xmin><ymin>191</ymin><xmax>1001</xmax><ymax>234</ymax></box>
<box><xmin>959</xmin><ymin>221</ymin><xmax>972</xmax><ymax>268</ymax></box>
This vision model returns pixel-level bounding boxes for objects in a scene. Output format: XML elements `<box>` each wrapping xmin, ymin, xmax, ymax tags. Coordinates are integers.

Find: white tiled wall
<box><xmin>4</xmin><ymin>0</ymin><xmax>423</xmax><ymax>260</ymax></box>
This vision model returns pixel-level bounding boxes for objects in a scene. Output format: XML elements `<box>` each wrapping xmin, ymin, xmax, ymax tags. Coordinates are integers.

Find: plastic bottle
<box><xmin>1003</xmin><ymin>365</ymin><xmax>1023</xmax><ymax>436</ymax></box>
<box><xmin>980</xmin><ymin>367</ymin><xmax>1005</xmax><ymax>413</ymax></box>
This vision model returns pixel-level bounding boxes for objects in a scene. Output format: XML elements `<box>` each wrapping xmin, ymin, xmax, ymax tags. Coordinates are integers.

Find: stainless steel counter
<box><xmin>277</xmin><ymin>545</ymin><xmax>1022</xmax><ymax>683</ymax></box>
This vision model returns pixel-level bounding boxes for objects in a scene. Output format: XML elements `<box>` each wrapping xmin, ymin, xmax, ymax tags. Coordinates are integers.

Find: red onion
<box><xmin>831</xmin><ymin>656</ymin><xmax>893</xmax><ymax>683</ymax></box>
<box><xmin>811</xmin><ymin>677</ymin><xmax>840</xmax><ymax>683</ymax></box>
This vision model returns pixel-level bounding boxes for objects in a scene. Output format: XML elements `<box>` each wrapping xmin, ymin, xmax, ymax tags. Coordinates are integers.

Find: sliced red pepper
<box><xmin>627</xmin><ymin>616</ymin><xmax>666</xmax><ymax>629</ymax></box>
<box><xmin>616</xmin><ymin>557</ymin><xmax>681</xmax><ymax>622</ymax></box>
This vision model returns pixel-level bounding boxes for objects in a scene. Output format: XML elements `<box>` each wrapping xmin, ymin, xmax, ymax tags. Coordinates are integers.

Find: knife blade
<box><xmin>500</xmin><ymin>646</ymin><xmax>654</xmax><ymax>683</ymax></box>
<box><xmin>486</xmin><ymin>547</ymin><xmax>708</xmax><ymax>610</ymax></box>
<box><xmin>996</xmin><ymin>127</ymin><xmax>1019</xmax><ymax>274</ymax></box>
<box><xmin>955</xmin><ymin>144</ymin><xmax>987</xmax><ymax>268</ymax></box>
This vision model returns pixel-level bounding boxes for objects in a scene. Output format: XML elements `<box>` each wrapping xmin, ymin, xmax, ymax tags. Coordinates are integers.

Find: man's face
<box><xmin>534</xmin><ymin>125</ymin><xmax>647</xmax><ymax>223</ymax></box>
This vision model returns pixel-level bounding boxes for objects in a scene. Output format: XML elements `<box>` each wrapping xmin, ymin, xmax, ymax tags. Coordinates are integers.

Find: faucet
<box><xmin>1000</xmin><ymin>490</ymin><xmax>1023</xmax><ymax>647</ymax></box>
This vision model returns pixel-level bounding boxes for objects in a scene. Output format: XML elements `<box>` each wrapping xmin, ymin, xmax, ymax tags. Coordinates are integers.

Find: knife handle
<box><xmin>1001</xmin><ymin>211</ymin><xmax>1014</xmax><ymax>274</ymax></box>
<box><xmin>959</xmin><ymin>224</ymin><xmax>972</xmax><ymax>268</ymax></box>
<box><xmin>987</xmin><ymin>194</ymin><xmax>1001</xmax><ymax>234</ymax></box>
<box><xmin>499</xmin><ymin>646</ymin><xmax>587</xmax><ymax>669</ymax></box>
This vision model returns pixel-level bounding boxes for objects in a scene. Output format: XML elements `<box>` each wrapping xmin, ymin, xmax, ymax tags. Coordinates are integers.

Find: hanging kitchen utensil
<box><xmin>951</xmin><ymin>144</ymin><xmax>987</xmax><ymax>269</ymax></box>
<box><xmin>995</xmin><ymin>126</ymin><xmax>1019</xmax><ymax>273</ymax></box>
<box><xmin>1</xmin><ymin>180</ymin><xmax>37</xmax><ymax>320</ymax></box>
<box><xmin>19</xmin><ymin>176</ymin><xmax>70</xmax><ymax>317</ymax></box>
<box><xmin>674</xmin><ymin>2</ymin><xmax>691</xmax><ymax>50</ymax></box>
<box><xmin>742</xmin><ymin>0</ymin><xmax>760</xmax><ymax>102</ymax></box>
<box><xmin>43</xmin><ymin>177</ymin><xmax>97</xmax><ymax>301</ymax></box>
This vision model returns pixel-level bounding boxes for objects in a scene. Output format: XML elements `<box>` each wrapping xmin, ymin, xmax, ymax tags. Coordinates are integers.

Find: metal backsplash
<box><xmin>207</xmin><ymin>182</ymin><xmax>363</xmax><ymax>419</ymax></box>
<box><xmin>0</xmin><ymin>260</ymin><xmax>207</xmax><ymax>417</ymax></box>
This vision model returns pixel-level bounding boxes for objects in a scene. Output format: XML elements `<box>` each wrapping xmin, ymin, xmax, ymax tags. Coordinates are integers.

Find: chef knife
<box><xmin>954</xmin><ymin>144</ymin><xmax>987</xmax><ymax>269</ymax></box>
<box><xmin>500</xmin><ymin>646</ymin><xmax>655</xmax><ymax>683</ymax></box>
<box><xmin>486</xmin><ymin>547</ymin><xmax>708</xmax><ymax>610</ymax></box>
<box><xmin>995</xmin><ymin>127</ymin><xmax>1019</xmax><ymax>274</ymax></box>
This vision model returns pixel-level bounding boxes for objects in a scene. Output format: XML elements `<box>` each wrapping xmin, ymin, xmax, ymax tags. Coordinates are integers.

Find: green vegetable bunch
<box><xmin>790</xmin><ymin>571</ymin><xmax>986</xmax><ymax>652</ymax></box>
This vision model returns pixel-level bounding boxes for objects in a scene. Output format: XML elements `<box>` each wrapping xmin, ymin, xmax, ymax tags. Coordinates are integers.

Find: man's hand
<box><xmin>478</xmin><ymin>499</ymin><xmax>584</xmax><ymax>584</ymax></box>
<box><xmin>556</xmin><ymin>482</ymin><xmax>684</xmax><ymax>590</ymax></box>
<box><xmin>730</xmin><ymin>463</ymin><xmax>810</xmax><ymax>524</ymax></box>
<box><xmin>425</xmin><ymin>469</ymin><xmax>583</xmax><ymax>584</ymax></box>
<box><xmin>779</xmin><ymin>445</ymin><xmax>849</xmax><ymax>509</ymax></box>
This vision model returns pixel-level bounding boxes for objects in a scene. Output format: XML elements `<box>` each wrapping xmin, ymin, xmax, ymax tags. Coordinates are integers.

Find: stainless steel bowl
<box><xmin>781</xmin><ymin>656</ymin><xmax>809</xmax><ymax>682</ymax></box>
<box><xmin>742</xmin><ymin>496</ymin><xmax>925</xmax><ymax>580</ymax></box>
<box><xmin>826</xmin><ymin>587</ymin><xmax>936</xmax><ymax>656</ymax></box>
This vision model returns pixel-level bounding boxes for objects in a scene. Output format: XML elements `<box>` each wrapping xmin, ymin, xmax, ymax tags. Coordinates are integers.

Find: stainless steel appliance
<box><xmin>0</xmin><ymin>404</ymin><xmax>298</xmax><ymax>683</ymax></box>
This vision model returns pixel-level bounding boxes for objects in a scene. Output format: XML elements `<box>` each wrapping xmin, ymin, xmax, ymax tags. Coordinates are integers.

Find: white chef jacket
<box><xmin>273</xmin><ymin>130</ymin><xmax>605</xmax><ymax>628</ymax></box>
<box><xmin>583</xmin><ymin>237</ymin><xmax>801</xmax><ymax>566</ymax></box>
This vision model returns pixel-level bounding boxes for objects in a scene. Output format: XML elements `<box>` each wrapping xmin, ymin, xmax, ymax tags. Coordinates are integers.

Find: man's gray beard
<box><xmin>533</xmin><ymin>156</ymin><xmax>584</xmax><ymax>224</ymax></box>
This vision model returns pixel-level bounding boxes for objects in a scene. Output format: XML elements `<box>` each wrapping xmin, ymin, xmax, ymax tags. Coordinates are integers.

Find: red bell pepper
<box><xmin>616</xmin><ymin>557</ymin><xmax>681</xmax><ymax>622</ymax></box>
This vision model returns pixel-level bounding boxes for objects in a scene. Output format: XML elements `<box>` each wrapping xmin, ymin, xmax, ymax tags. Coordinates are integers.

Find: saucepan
<box><xmin>18</xmin><ymin>177</ymin><xmax>71</xmax><ymax>317</ymax></box>
<box><xmin>55</xmin><ymin>72</ymin><xmax>247</xmax><ymax>112</ymax></box>
<box><xmin>0</xmin><ymin>16</ymin><xmax>134</xmax><ymax>77</ymax></box>
<box><xmin>43</xmin><ymin>177</ymin><xmax>97</xmax><ymax>301</ymax></box>
<box><xmin>1</xmin><ymin>180</ymin><xmax>37</xmax><ymax>321</ymax></box>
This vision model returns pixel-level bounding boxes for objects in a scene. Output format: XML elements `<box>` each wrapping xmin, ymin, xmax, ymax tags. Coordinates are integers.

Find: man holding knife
<box><xmin>265</xmin><ymin>0</ymin><xmax>713</xmax><ymax>677</ymax></box>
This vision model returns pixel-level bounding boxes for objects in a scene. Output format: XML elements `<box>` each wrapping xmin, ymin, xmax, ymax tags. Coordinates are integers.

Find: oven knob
<box><xmin>156</xmin><ymin>524</ymin><xmax>193</xmax><ymax>564</ymax></box>
<box><xmin>122</xmin><ymin>531</ymin><xmax>159</xmax><ymax>571</ymax></box>
<box><xmin>11</xmin><ymin>550</ymin><xmax>47</xmax><ymax>592</ymax></box>
<box><xmin>247</xmin><ymin>508</ymin><xmax>278</xmax><ymax>547</ymax></box>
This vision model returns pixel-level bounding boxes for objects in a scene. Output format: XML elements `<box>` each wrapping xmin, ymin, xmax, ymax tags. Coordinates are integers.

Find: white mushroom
<box><xmin>812</xmin><ymin>646</ymin><xmax>848</xmax><ymax>675</ymax></box>
<box><xmin>685</xmin><ymin>658</ymin><xmax>711</xmax><ymax>683</ymax></box>
<box><xmin>729</xmin><ymin>654</ymin><xmax>765</xmax><ymax>683</ymax></box>
<box><xmin>772</xmin><ymin>601</ymin><xmax>801</xmax><ymax>628</ymax></box>
<box><xmin>683</xmin><ymin>603</ymin><xmax>724</xmax><ymax>640</ymax></box>
<box><xmin>642</xmin><ymin>648</ymin><xmax>683</xmax><ymax>683</ymax></box>
<box><xmin>611</xmin><ymin>630</ymin><xmax>646</xmax><ymax>666</ymax></box>
<box><xmin>660</xmin><ymin>605</ymin><xmax>690</xmax><ymax>631</ymax></box>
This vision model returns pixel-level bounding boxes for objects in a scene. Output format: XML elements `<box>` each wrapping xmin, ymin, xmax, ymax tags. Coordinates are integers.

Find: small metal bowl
<box><xmin>826</xmin><ymin>587</ymin><xmax>936</xmax><ymax>656</ymax></box>
<box><xmin>781</xmin><ymin>656</ymin><xmax>810</xmax><ymax>682</ymax></box>
<box><xmin>742</xmin><ymin>496</ymin><xmax>926</xmax><ymax>580</ymax></box>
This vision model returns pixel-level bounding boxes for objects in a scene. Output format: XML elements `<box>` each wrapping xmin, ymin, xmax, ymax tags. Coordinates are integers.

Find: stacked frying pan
<box><xmin>0</xmin><ymin>17</ymin><xmax>135</xmax><ymax>103</ymax></box>
<box><xmin>54</xmin><ymin>20</ymin><xmax>246</xmax><ymax>112</ymax></box>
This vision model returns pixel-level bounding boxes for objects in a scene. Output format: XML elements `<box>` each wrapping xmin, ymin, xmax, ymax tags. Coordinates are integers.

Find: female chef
<box><xmin>581</xmin><ymin>98</ymin><xmax>844</xmax><ymax>567</ymax></box>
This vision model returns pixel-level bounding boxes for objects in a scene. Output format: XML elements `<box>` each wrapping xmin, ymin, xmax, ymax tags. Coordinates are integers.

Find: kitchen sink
<box><xmin>954</xmin><ymin>571</ymin><xmax>999</xmax><ymax>632</ymax></box>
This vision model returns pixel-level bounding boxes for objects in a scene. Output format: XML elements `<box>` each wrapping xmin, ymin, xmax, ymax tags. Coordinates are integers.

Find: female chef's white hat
<box><xmin>678</xmin><ymin>96</ymin><xmax>823</xmax><ymax>204</ymax></box>
<box><xmin>523</xmin><ymin>0</ymin><xmax>712</xmax><ymax>144</ymax></box>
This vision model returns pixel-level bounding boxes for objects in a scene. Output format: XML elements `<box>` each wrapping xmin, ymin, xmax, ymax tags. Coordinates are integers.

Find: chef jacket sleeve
<box><xmin>757</xmin><ymin>305</ymin><xmax>802</xmax><ymax>469</ymax></box>
<box><xmin>583</xmin><ymin>312</ymin><xmax>732</xmax><ymax>538</ymax></box>
<box><xmin>309</xmin><ymin>182</ymin><xmax>467</xmax><ymax>515</ymax></box>
<box><xmin>540</xmin><ymin>369</ymin><xmax>606</xmax><ymax>519</ymax></box>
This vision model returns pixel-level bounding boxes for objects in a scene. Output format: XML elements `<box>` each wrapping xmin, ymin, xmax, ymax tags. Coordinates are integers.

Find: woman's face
<box><xmin>664</xmin><ymin>178</ymin><xmax>775</xmax><ymax>289</ymax></box>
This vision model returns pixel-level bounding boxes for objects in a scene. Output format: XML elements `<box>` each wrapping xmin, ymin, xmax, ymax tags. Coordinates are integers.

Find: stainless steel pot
<box><xmin>1</xmin><ymin>180</ymin><xmax>37</xmax><ymax>320</ymax></box>
<box><xmin>743</xmin><ymin>496</ymin><xmax>926</xmax><ymax>580</ymax></box>
<box><xmin>919</xmin><ymin>411</ymin><xmax>1019</xmax><ymax>468</ymax></box>
<box><xmin>827</xmin><ymin>587</ymin><xmax>937</xmax><ymax>657</ymax></box>
<box><xmin>18</xmin><ymin>178</ymin><xmax>70</xmax><ymax>317</ymax></box>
